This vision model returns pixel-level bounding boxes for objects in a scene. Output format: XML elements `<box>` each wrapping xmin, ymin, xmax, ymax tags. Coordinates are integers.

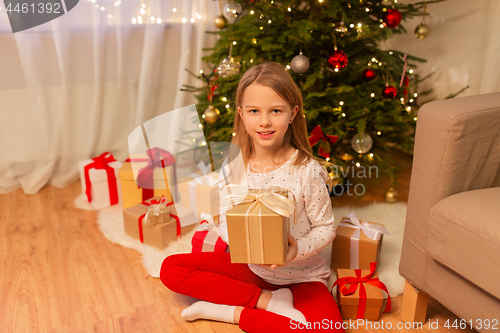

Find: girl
<box><xmin>160</xmin><ymin>62</ymin><xmax>344</xmax><ymax>332</ymax></box>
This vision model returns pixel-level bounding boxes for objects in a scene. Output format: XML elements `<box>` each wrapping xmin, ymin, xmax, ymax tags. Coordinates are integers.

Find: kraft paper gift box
<box><xmin>178</xmin><ymin>165</ymin><xmax>220</xmax><ymax>220</ymax></box>
<box><xmin>78</xmin><ymin>152</ymin><xmax>122</xmax><ymax>210</ymax></box>
<box><xmin>123</xmin><ymin>197</ymin><xmax>196</xmax><ymax>250</ymax></box>
<box><xmin>192</xmin><ymin>214</ymin><xmax>227</xmax><ymax>253</ymax></box>
<box><xmin>334</xmin><ymin>264</ymin><xmax>391</xmax><ymax>321</ymax></box>
<box><xmin>119</xmin><ymin>148</ymin><xmax>177</xmax><ymax>209</ymax></box>
<box><xmin>331</xmin><ymin>212</ymin><xmax>389</xmax><ymax>271</ymax></box>
<box><xmin>224</xmin><ymin>186</ymin><xmax>296</xmax><ymax>265</ymax></box>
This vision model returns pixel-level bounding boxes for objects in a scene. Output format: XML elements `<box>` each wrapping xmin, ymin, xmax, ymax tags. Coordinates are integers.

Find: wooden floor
<box><xmin>0</xmin><ymin>152</ymin><xmax>475</xmax><ymax>332</ymax></box>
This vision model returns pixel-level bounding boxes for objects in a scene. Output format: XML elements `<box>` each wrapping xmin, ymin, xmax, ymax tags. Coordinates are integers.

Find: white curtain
<box><xmin>1</xmin><ymin>0</ymin><xmax>499</xmax><ymax>195</ymax></box>
<box><xmin>0</xmin><ymin>0</ymin><xmax>219</xmax><ymax>194</ymax></box>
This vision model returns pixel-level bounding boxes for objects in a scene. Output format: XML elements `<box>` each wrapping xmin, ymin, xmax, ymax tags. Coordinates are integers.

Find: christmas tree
<box><xmin>182</xmin><ymin>0</ymin><xmax>440</xmax><ymax>193</ymax></box>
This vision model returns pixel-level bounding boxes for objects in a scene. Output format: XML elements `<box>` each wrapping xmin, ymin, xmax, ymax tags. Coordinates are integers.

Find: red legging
<box><xmin>160</xmin><ymin>252</ymin><xmax>345</xmax><ymax>332</ymax></box>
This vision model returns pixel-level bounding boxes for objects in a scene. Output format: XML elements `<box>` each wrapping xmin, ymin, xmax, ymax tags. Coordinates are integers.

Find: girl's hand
<box><xmin>262</xmin><ymin>234</ymin><xmax>298</xmax><ymax>269</ymax></box>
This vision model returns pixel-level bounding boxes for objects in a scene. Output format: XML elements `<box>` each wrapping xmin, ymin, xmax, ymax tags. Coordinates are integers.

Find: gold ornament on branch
<box><xmin>383</xmin><ymin>187</ymin><xmax>399</xmax><ymax>203</ymax></box>
<box><xmin>203</xmin><ymin>105</ymin><xmax>220</xmax><ymax>124</ymax></box>
<box><xmin>415</xmin><ymin>3</ymin><xmax>430</xmax><ymax>40</ymax></box>
<box><xmin>214</xmin><ymin>1</ymin><xmax>227</xmax><ymax>29</ymax></box>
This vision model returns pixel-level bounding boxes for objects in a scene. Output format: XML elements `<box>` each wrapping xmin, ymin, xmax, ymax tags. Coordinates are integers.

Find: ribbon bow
<box><xmin>333</xmin><ymin>262</ymin><xmax>391</xmax><ymax>319</ymax></box>
<box><xmin>84</xmin><ymin>152</ymin><xmax>119</xmax><ymax>205</ymax></box>
<box><xmin>221</xmin><ymin>185</ymin><xmax>297</xmax><ymax>225</ymax></box>
<box><xmin>199</xmin><ymin>212</ymin><xmax>219</xmax><ymax>233</ymax></box>
<box><xmin>133</xmin><ymin>147</ymin><xmax>178</xmax><ymax>202</ymax></box>
<box><xmin>340</xmin><ymin>211</ymin><xmax>390</xmax><ymax>241</ymax></box>
<box><xmin>308</xmin><ymin>125</ymin><xmax>338</xmax><ymax>158</ymax></box>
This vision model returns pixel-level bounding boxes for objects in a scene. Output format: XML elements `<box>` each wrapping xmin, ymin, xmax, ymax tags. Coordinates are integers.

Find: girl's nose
<box><xmin>260</xmin><ymin>114</ymin><xmax>272</xmax><ymax>127</ymax></box>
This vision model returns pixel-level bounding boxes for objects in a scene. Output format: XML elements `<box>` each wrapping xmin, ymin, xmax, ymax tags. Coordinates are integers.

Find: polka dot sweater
<box><xmin>218</xmin><ymin>150</ymin><xmax>336</xmax><ymax>286</ymax></box>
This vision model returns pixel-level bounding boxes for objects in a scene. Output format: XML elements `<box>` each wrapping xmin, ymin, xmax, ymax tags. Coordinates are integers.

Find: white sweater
<box><xmin>218</xmin><ymin>150</ymin><xmax>335</xmax><ymax>286</ymax></box>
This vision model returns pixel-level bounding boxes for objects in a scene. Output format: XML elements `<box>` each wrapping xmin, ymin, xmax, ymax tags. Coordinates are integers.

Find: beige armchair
<box><xmin>399</xmin><ymin>92</ymin><xmax>500</xmax><ymax>331</ymax></box>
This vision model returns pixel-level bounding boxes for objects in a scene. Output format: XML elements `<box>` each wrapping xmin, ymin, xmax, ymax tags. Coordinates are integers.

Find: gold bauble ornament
<box><xmin>326</xmin><ymin>171</ymin><xmax>341</xmax><ymax>190</ymax></box>
<box><xmin>214</xmin><ymin>14</ymin><xmax>227</xmax><ymax>29</ymax></box>
<box><xmin>414</xmin><ymin>23</ymin><xmax>430</xmax><ymax>39</ymax></box>
<box><xmin>383</xmin><ymin>187</ymin><xmax>399</xmax><ymax>203</ymax></box>
<box><xmin>203</xmin><ymin>105</ymin><xmax>220</xmax><ymax>124</ymax></box>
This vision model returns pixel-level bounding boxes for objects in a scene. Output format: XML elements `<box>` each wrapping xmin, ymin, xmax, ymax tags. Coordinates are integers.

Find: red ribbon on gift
<box><xmin>308</xmin><ymin>125</ymin><xmax>339</xmax><ymax>158</ymax></box>
<box><xmin>126</xmin><ymin>147</ymin><xmax>178</xmax><ymax>202</ymax></box>
<box><xmin>191</xmin><ymin>220</ymin><xmax>228</xmax><ymax>253</ymax></box>
<box><xmin>84</xmin><ymin>152</ymin><xmax>119</xmax><ymax>205</ymax></box>
<box><xmin>137</xmin><ymin>197</ymin><xmax>180</xmax><ymax>243</ymax></box>
<box><xmin>332</xmin><ymin>262</ymin><xmax>391</xmax><ymax>319</ymax></box>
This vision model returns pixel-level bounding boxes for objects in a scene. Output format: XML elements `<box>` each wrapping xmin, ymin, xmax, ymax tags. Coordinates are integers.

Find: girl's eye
<box><xmin>249</xmin><ymin>109</ymin><xmax>258</xmax><ymax>113</ymax></box>
<box><xmin>272</xmin><ymin>109</ymin><xmax>281</xmax><ymax>113</ymax></box>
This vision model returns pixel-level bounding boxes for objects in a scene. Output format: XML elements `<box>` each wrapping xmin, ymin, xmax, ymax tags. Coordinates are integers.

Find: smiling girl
<box><xmin>160</xmin><ymin>62</ymin><xmax>344</xmax><ymax>332</ymax></box>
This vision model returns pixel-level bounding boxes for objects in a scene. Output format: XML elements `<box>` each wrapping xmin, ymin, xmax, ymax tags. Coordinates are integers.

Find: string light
<box><xmin>199</xmin><ymin>70</ymin><xmax>204</xmax><ymax>74</ymax></box>
<box><xmin>198</xmin><ymin>124</ymin><xmax>202</xmax><ymax>128</ymax></box>
<box><xmin>140</xmin><ymin>8</ymin><xmax>145</xmax><ymax>15</ymax></box>
<box><xmin>100</xmin><ymin>6</ymin><xmax>105</xmax><ymax>10</ymax></box>
<box><xmin>233</xmin><ymin>41</ymin><xmax>237</xmax><ymax>45</ymax></box>
<box><xmin>138</xmin><ymin>16</ymin><xmax>142</xmax><ymax>24</ymax></box>
<box><xmin>268</xmin><ymin>19</ymin><xmax>272</xmax><ymax>24</ymax></box>
<box><xmin>250</xmin><ymin>10</ymin><xmax>254</xmax><ymax>14</ymax></box>
<box><xmin>288</xmin><ymin>7</ymin><xmax>291</xmax><ymax>11</ymax></box>
<box><xmin>369</xmin><ymin>153</ymin><xmax>374</xmax><ymax>157</ymax></box>
<box><xmin>202</xmin><ymin>142</ymin><xmax>207</xmax><ymax>146</ymax></box>
<box><xmin>232</xmin><ymin>132</ymin><xmax>236</xmax><ymax>136</ymax></box>
<box><xmin>409</xmin><ymin>69</ymin><xmax>414</xmax><ymax>74</ymax></box>
<box><xmin>172</xmin><ymin>7</ymin><xmax>177</xmax><ymax>12</ymax></box>
<box><xmin>389</xmin><ymin>51</ymin><xmax>393</xmax><ymax>55</ymax></box>
<box><xmin>339</xmin><ymin>101</ymin><xmax>344</xmax><ymax>105</ymax></box>
<box><xmin>342</xmin><ymin>113</ymin><xmax>346</xmax><ymax>117</ymax></box>
<box><xmin>349</xmin><ymin>23</ymin><xmax>354</xmax><ymax>28</ymax></box>
<box><xmin>286</xmin><ymin>65</ymin><xmax>291</xmax><ymax>70</ymax></box>
<box><xmin>182</xmin><ymin>18</ymin><xmax>187</xmax><ymax>23</ymax></box>
<box><xmin>157</xmin><ymin>18</ymin><xmax>162</xmax><ymax>24</ymax></box>
<box><xmin>406</xmin><ymin>106</ymin><xmax>412</xmax><ymax>112</ymax></box>
<box><xmin>380</xmin><ymin>24</ymin><xmax>385</xmax><ymax>28</ymax></box>
<box><xmin>132</xmin><ymin>18</ymin><xmax>137</xmax><ymax>24</ymax></box>
<box><xmin>326</xmin><ymin>157</ymin><xmax>330</xmax><ymax>161</ymax></box>
<box><xmin>225</xmin><ymin>104</ymin><xmax>230</xmax><ymax>108</ymax></box>
<box><xmin>142</xmin><ymin>4</ymin><xmax>145</xmax><ymax>8</ymax></box>
<box><xmin>260</xmin><ymin>26</ymin><xmax>264</xmax><ymax>30</ymax></box>
<box><xmin>377</xmin><ymin>131</ymin><xmax>382</xmax><ymax>135</ymax></box>
<box><xmin>190</xmin><ymin>18</ymin><xmax>195</xmax><ymax>23</ymax></box>
<box><xmin>409</xmin><ymin>98</ymin><xmax>414</xmax><ymax>103</ymax></box>
<box><xmin>151</xmin><ymin>16</ymin><xmax>155</xmax><ymax>21</ymax></box>
<box><xmin>365</xmin><ymin>8</ymin><xmax>370</xmax><ymax>12</ymax></box>
<box><xmin>334</xmin><ymin>68</ymin><xmax>339</xmax><ymax>72</ymax></box>
<box><xmin>356</xmin><ymin>162</ymin><xmax>361</xmax><ymax>167</ymax></box>
<box><xmin>414</xmin><ymin>117</ymin><xmax>418</xmax><ymax>121</ymax></box>
<box><xmin>222</xmin><ymin>97</ymin><xmax>227</xmax><ymax>102</ymax></box>
<box><xmin>371</xmin><ymin>93</ymin><xmax>375</xmax><ymax>97</ymax></box>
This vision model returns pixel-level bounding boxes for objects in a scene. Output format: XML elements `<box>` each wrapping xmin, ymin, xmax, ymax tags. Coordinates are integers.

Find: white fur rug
<box><xmin>74</xmin><ymin>194</ymin><xmax>407</xmax><ymax>297</ymax></box>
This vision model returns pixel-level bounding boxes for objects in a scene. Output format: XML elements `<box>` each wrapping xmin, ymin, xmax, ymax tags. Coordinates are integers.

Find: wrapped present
<box><xmin>178</xmin><ymin>161</ymin><xmax>220</xmax><ymax>220</ymax></box>
<box><xmin>333</xmin><ymin>262</ymin><xmax>391</xmax><ymax>321</ymax></box>
<box><xmin>78</xmin><ymin>152</ymin><xmax>122</xmax><ymax>210</ymax></box>
<box><xmin>119</xmin><ymin>147</ymin><xmax>178</xmax><ymax>209</ymax></box>
<box><xmin>123</xmin><ymin>196</ymin><xmax>196</xmax><ymax>249</ymax></box>
<box><xmin>222</xmin><ymin>186</ymin><xmax>296</xmax><ymax>265</ymax></box>
<box><xmin>192</xmin><ymin>213</ymin><xmax>227</xmax><ymax>253</ymax></box>
<box><xmin>331</xmin><ymin>212</ymin><xmax>389</xmax><ymax>270</ymax></box>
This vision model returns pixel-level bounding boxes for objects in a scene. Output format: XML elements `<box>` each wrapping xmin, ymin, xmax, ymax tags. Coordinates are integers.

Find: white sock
<box><xmin>266</xmin><ymin>288</ymin><xmax>307</xmax><ymax>324</ymax></box>
<box><xmin>181</xmin><ymin>301</ymin><xmax>236</xmax><ymax>324</ymax></box>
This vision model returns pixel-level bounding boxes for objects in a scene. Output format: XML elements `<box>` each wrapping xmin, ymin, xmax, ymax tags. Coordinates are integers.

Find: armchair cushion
<box><xmin>427</xmin><ymin>187</ymin><xmax>500</xmax><ymax>299</ymax></box>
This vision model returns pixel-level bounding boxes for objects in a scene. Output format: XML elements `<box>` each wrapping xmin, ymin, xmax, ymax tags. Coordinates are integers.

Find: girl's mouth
<box><xmin>257</xmin><ymin>131</ymin><xmax>275</xmax><ymax>139</ymax></box>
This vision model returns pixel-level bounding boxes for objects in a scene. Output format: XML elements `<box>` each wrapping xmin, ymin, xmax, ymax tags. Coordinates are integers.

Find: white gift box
<box><xmin>78</xmin><ymin>157</ymin><xmax>123</xmax><ymax>210</ymax></box>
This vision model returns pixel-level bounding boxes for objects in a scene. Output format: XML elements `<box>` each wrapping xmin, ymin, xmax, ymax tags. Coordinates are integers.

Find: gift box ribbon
<box><xmin>84</xmin><ymin>152</ymin><xmax>119</xmax><ymax>205</ymax></box>
<box><xmin>339</xmin><ymin>211</ymin><xmax>390</xmax><ymax>269</ymax></box>
<box><xmin>137</xmin><ymin>196</ymin><xmax>180</xmax><ymax>243</ymax></box>
<box><xmin>192</xmin><ymin>212</ymin><xmax>227</xmax><ymax>253</ymax></box>
<box><xmin>126</xmin><ymin>147</ymin><xmax>178</xmax><ymax>202</ymax></box>
<box><xmin>332</xmin><ymin>262</ymin><xmax>391</xmax><ymax>319</ymax></box>
<box><xmin>221</xmin><ymin>185</ymin><xmax>297</xmax><ymax>263</ymax></box>
<box><xmin>187</xmin><ymin>161</ymin><xmax>219</xmax><ymax>218</ymax></box>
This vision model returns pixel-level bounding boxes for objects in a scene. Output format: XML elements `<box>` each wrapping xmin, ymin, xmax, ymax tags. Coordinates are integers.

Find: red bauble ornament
<box><xmin>383</xmin><ymin>8</ymin><xmax>402</xmax><ymax>28</ymax></box>
<box><xmin>382</xmin><ymin>85</ymin><xmax>398</xmax><ymax>98</ymax></box>
<box><xmin>363</xmin><ymin>68</ymin><xmax>376</xmax><ymax>81</ymax></box>
<box><xmin>327</xmin><ymin>50</ymin><xmax>348</xmax><ymax>70</ymax></box>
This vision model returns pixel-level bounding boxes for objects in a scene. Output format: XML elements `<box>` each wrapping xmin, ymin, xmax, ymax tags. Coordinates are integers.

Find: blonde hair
<box><xmin>224</xmin><ymin>62</ymin><xmax>327</xmax><ymax>184</ymax></box>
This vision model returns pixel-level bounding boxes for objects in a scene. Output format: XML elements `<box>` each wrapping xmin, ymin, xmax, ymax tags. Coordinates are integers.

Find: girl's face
<box><xmin>238</xmin><ymin>83</ymin><xmax>298</xmax><ymax>153</ymax></box>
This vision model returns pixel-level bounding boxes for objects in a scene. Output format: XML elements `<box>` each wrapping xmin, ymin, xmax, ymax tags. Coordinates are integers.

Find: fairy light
<box><xmin>342</xmin><ymin>113</ymin><xmax>346</xmax><ymax>117</ymax></box>
<box><xmin>138</xmin><ymin>16</ymin><xmax>143</xmax><ymax>24</ymax></box>
<box><xmin>380</xmin><ymin>24</ymin><xmax>385</xmax><ymax>28</ymax></box>
<box><xmin>357</xmin><ymin>23</ymin><xmax>362</xmax><ymax>27</ymax></box>
<box><xmin>334</xmin><ymin>68</ymin><xmax>339</xmax><ymax>72</ymax></box>
<box><xmin>172</xmin><ymin>7</ymin><xmax>177</xmax><ymax>12</ymax></box>
<box><xmin>114</xmin><ymin>0</ymin><xmax>121</xmax><ymax>6</ymax></box>
<box><xmin>250</xmin><ymin>59</ymin><xmax>254</xmax><ymax>63</ymax></box>
<box><xmin>350</xmin><ymin>23</ymin><xmax>354</xmax><ymax>28</ymax></box>
<box><xmin>365</xmin><ymin>8</ymin><xmax>369</xmax><ymax>12</ymax></box>
<box><xmin>356</xmin><ymin>162</ymin><xmax>361</xmax><ymax>167</ymax></box>
<box><xmin>288</xmin><ymin>7</ymin><xmax>291</xmax><ymax>11</ymax></box>
<box><xmin>414</xmin><ymin>93</ymin><xmax>418</xmax><ymax>97</ymax></box>
<box><xmin>326</xmin><ymin>157</ymin><xmax>330</xmax><ymax>161</ymax></box>
<box><xmin>108</xmin><ymin>14</ymin><xmax>112</xmax><ymax>18</ymax></box>
<box><xmin>339</xmin><ymin>101</ymin><xmax>344</xmax><ymax>106</ymax></box>
<box><xmin>286</xmin><ymin>65</ymin><xmax>291</xmax><ymax>70</ymax></box>
<box><xmin>371</xmin><ymin>93</ymin><xmax>375</xmax><ymax>98</ymax></box>
<box><xmin>192</xmin><ymin>138</ymin><xmax>196</xmax><ymax>142</ymax></box>
<box><xmin>232</xmin><ymin>132</ymin><xmax>236</xmax><ymax>136</ymax></box>
<box><xmin>406</xmin><ymin>106</ymin><xmax>412</xmax><ymax>112</ymax></box>
<box><xmin>100</xmin><ymin>6</ymin><xmax>105</xmax><ymax>11</ymax></box>
<box><xmin>202</xmin><ymin>142</ymin><xmax>207</xmax><ymax>146</ymax></box>
<box><xmin>377</xmin><ymin>131</ymin><xmax>382</xmax><ymax>135</ymax></box>
<box><xmin>252</xmin><ymin>38</ymin><xmax>257</xmax><ymax>44</ymax></box>
<box><xmin>190</xmin><ymin>18</ymin><xmax>195</xmax><ymax>23</ymax></box>
<box><xmin>202</xmin><ymin>114</ymin><xmax>205</xmax><ymax>118</ymax></box>
<box><xmin>225</xmin><ymin>104</ymin><xmax>230</xmax><ymax>108</ymax></box>
<box><xmin>369</xmin><ymin>153</ymin><xmax>374</xmax><ymax>157</ymax></box>
<box><xmin>151</xmin><ymin>16</ymin><xmax>155</xmax><ymax>21</ymax></box>
<box><xmin>250</xmin><ymin>10</ymin><xmax>255</xmax><ymax>14</ymax></box>
<box><xmin>222</xmin><ymin>97</ymin><xmax>227</xmax><ymax>102</ymax></box>
<box><xmin>409</xmin><ymin>69</ymin><xmax>414</xmax><ymax>74</ymax></box>
<box><xmin>409</xmin><ymin>99</ymin><xmax>414</xmax><ymax>103</ymax></box>
<box><xmin>414</xmin><ymin>117</ymin><xmax>418</xmax><ymax>121</ymax></box>
<box><xmin>157</xmin><ymin>18</ymin><xmax>162</xmax><ymax>24</ymax></box>
<box><xmin>389</xmin><ymin>51</ymin><xmax>393</xmax><ymax>55</ymax></box>
<box><xmin>233</xmin><ymin>41</ymin><xmax>237</xmax><ymax>45</ymax></box>
<box><xmin>319</xmin><ymin>0</ymin><xmax>323</xmax><ymax>2</ymax></box>
<box><xmin>198</xmin><ymin>124</ymin><xmax>203</xmax><ymax>128</ymax></box>
<box><xmin>260</xmin><ymin>26</ymin><xmax>264</xmax><ymax>30</ymax></box>
<box><xmin>132</xmin><ymin>18</ymin><xmax>137</xmax><ymax>24</ymax></box>
<box><xmin>142</xmin><ymin>4</ymin><xmax>145</xmax><ymax>8</ymax></box>
<box><xmin>140</xmin><ymin>8</ymin><xmax>145</xmax><ymax>15</ymax></box>
<box><xmin>371</xmin><ymin>58</ymin><xmax>376</xmax><ymax>62</ymax></box>
<box><xmin>260</xmin><ymin>14</ymin><xmax>264</xmax><ymax>19</ymax></box>
<box><xmin>400</xmin><ymin>97</ymin><xmax>405</xmax><ymax>102</ymax></box>
<box><xmin>268</xmin><ymin>19</ymin><xmax>272</xmax><ymax>24</ymax></box>
<box><xmin>379</xmin><ymin>62</ymin><xmax>383</xmax><ymax>66</ymax></box>
<box><xmin>199</xmin><ymin>70</ymin><xmax>204</xmax><ymax>74</ymax></box>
